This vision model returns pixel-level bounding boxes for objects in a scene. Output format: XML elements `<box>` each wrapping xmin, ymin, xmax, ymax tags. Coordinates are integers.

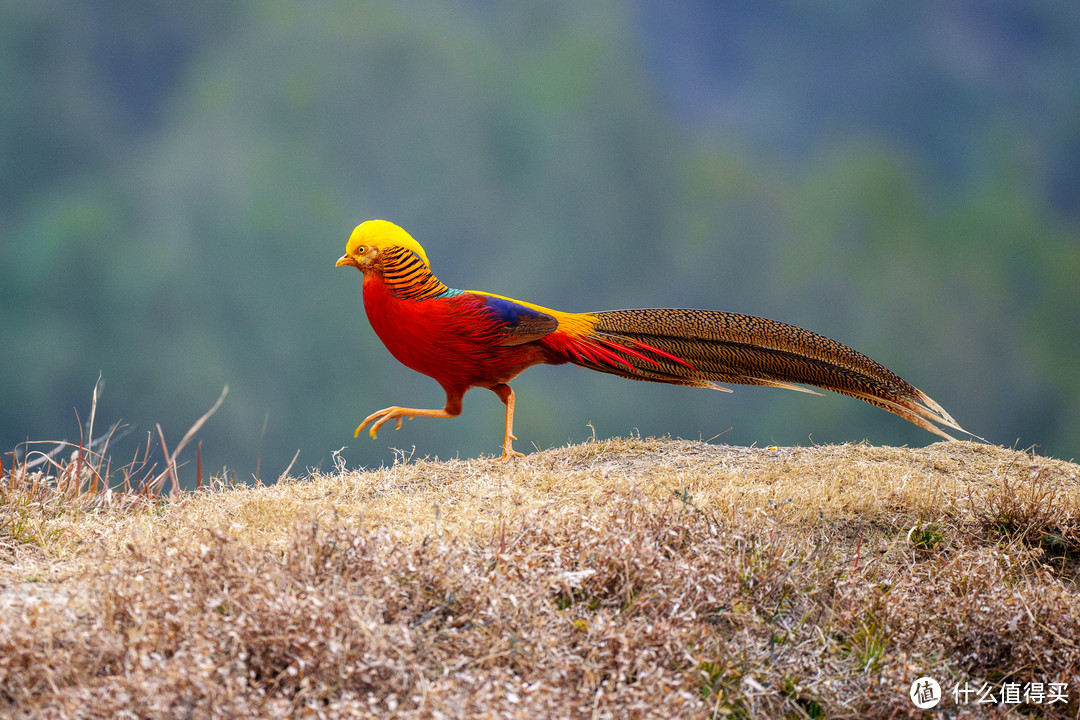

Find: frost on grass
<box><xmin>2</xmin><ymin>438</ymin><xmax>1079</xmax><ymax>718</ymax></box>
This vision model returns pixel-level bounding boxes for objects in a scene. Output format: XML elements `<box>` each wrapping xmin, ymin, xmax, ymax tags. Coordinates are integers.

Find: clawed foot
<box><xmin>354</xmin><ymin>405</ymin><xmax>457</xmax><ymax>439</ymax></box>
<box><xmin>496</xmin><ymin>433</ymin><xmax>524</xmax><ymax>461</ymax></box>
<box><xmin>355</xmin><ymin>407</ymin><xmax>412</xmax><ymax>439</ymax></box>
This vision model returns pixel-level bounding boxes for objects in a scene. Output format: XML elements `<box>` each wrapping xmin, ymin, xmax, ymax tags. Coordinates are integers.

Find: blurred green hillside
<box><xmin>3</xmin><ymin>1</ymin><xmax>1078</xmax><ymax>481</ymax></box>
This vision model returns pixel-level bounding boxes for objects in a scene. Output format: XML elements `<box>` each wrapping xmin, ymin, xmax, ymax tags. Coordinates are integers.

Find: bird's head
<box><xmin>335</xmin><ymin>219</ymin><xmax>430</xmax><ymax>273</ymax></box>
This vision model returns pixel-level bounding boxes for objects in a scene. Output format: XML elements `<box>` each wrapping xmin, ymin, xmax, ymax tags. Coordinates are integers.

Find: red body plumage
<box><xmin>361</xmin><ymin>272</ymin><xmax>556</xmax><ymax>398</ymax></box>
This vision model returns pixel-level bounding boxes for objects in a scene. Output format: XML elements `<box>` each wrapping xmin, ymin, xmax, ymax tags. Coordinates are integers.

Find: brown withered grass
<box><xmin>2</xmin><ymin>437</ymin><xmax>1079</xmax><ymax>718</ymax></box>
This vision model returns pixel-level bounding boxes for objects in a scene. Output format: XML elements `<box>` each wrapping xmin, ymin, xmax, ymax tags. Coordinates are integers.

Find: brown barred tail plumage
<box><xmin>581</xmin><ymin>308</ymin><xmax>965</xmax><ymax>440</ymax></box>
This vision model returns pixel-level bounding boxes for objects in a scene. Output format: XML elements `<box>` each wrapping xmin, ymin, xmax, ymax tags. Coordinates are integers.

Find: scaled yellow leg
<box><xmin>491</xmin><ymin>384</ymin><xmax>524</xmax><ymax>460</ymax></box>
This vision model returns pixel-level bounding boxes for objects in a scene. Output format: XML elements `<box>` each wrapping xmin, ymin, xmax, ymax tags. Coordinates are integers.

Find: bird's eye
<box><xmin>356</xmin><ymin>245</ymin><xmax>367</xmax><ymax>255</ymax></box>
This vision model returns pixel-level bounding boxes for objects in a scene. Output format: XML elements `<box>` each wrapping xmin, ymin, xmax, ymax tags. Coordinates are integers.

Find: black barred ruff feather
<box><xmin>380</xmin><ymin>246</ymin><xmax>454</xmax><ymax>300</ymax></box>
<box><xmin>582</xmin><ymin>308</ymin><xmax>964</xmax><ymax>440</ymax></box>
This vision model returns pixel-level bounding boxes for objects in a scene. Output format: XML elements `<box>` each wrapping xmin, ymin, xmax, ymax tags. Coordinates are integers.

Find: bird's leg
<box><xmin>490</xmin><ymin>383</ymin><xmax>524</xmax><ymax>460</ymax></box>
<box><xmin>356</xmin><ymin>392</ymin><xmax>463</xmax><ymax>439</ymax></box>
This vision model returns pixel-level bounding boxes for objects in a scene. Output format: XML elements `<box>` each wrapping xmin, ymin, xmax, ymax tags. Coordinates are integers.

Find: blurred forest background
<box><xmin>3</xmin><ymin>1</ymin><xmax>1079</xmax><ymax>483</ymax></box>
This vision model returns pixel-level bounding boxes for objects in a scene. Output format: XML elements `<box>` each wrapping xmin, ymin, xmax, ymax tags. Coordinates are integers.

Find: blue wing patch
<box><xmin>482</xmin><ymin>295</ymin><xmax>559</xmax><ymax>346</ymax></box>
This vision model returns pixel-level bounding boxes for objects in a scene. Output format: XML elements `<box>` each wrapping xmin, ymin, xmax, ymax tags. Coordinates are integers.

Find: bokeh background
<box><xmin>3</xmin><ymin>1</ymin><xmax>1079</xmax><ymax>482</ymax></box>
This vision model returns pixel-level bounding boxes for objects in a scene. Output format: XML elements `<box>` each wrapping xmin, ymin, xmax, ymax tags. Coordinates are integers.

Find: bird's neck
<box><xmin>375</xmin><ymin>246</ymin><xmax>460</xmax><ymax>301</ymax></box>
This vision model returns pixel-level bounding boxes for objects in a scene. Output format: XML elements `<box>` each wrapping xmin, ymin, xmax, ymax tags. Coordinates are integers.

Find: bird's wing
<box><xmin>473</xmin><ymin>293</ymin><xmax>561</xmax><ymax>346</ymax></box>
<box><xmin>466</xmin><ymin>291</ymin><xmax>695</xmax><ymax>375</ymax></box>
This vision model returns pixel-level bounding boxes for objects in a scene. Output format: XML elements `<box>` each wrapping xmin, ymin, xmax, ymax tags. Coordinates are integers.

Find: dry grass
<box><xmin>2</xmin><ymin>436</ymin><xmax>1079</xmax><ymax>718</ymax></box>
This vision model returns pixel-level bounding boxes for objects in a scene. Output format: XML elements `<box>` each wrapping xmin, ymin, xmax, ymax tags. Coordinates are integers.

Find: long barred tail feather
<box><xmin>574</xmin><ymin>308</ymin><xmax>966</xmax><ymax>441</ymax></box>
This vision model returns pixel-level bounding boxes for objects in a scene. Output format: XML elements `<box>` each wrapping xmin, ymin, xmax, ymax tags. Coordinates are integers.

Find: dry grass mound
<box><xmin>2</xmin><ymin>437</ymin><xmax>1079</xmax><ymax>718</ymax></box>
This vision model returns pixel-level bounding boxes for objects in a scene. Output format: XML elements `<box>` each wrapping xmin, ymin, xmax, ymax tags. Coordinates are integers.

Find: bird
<box><xmin>336</xmin><ymin>219</ymin><xmax>966</xmax><ymax>459</ymax></box>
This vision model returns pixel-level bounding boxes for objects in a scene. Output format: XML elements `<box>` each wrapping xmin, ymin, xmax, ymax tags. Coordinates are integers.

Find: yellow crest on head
<box><xmin>347</xmin><ymin>220</ymin><xmax>429</xmax><ymax>266</ymax></box>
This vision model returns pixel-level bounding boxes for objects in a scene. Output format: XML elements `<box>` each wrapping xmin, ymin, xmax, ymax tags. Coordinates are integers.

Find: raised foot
<box><xmin>355</xmin><ymin>407</ymin><xmax>412</xmax><ymax>439</ymax></box>
<box><xmin>354</xmin><ymin>405</ymin><xmax>457</xmax><ymax>439</ymax></box>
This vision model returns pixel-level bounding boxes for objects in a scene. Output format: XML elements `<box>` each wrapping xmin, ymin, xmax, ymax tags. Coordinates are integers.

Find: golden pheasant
<box><xmin>336</xmin><ymin>220</ymin><xmax>965</xmax><ymax>458</ymax></box>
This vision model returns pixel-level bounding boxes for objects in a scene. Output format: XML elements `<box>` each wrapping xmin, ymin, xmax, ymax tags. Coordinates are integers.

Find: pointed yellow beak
<box><xmin>336</xmin><ymin>254</ymin><xmax>358</xmax><ymax>269</ymax></box>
